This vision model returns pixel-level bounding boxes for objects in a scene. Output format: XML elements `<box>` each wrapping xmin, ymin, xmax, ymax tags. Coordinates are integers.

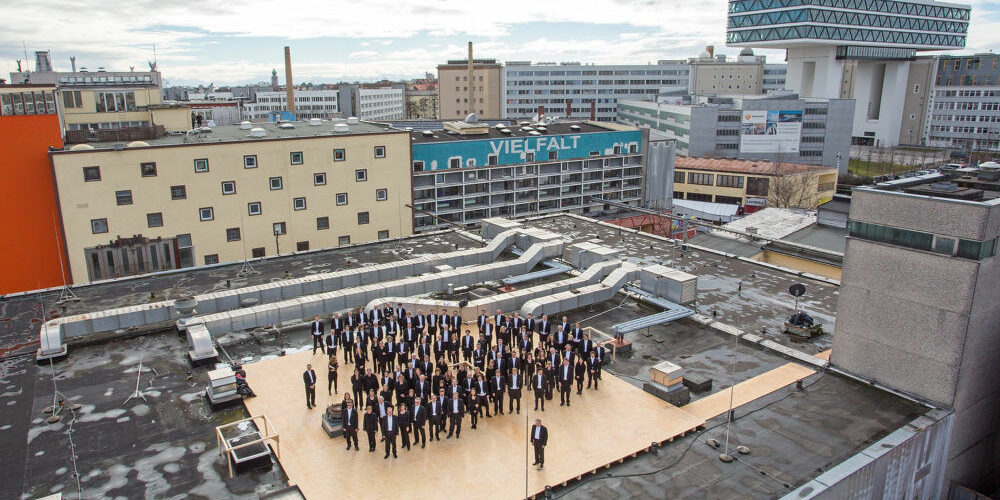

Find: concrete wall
<box><xmin>644</xmin><ymin>137</ymin><xmax>675</xmax><ymax>210</ymax></box>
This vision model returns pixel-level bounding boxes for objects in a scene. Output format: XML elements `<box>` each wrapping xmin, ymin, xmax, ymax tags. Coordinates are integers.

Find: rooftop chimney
<box><xmin>706</xmin><ymin>45</ymin><xmax>715</xmax><ymax>59</ymax></box>
<box><xmin>70</xmin><ymin>56</ymin><xmax>76</xmax><ymax>73</ymax></box>
<box><xmin>284</xmin><ymin>46</ymin><xmax>295</xmax><ymax>115</ymax></box>
<box><xmin>467</xmin><ymin>42</ymin><xmax>474</xmax><ymax>117</ymax></box>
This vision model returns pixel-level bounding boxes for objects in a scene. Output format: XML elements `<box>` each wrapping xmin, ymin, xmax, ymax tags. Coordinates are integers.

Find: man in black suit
<box><xmin>363</xmin><ymin>405</ymin><xmax>379</xmax><ymax>452</ymax></box>
<box><xmin>428</xmin><ymin>394</ymin><xmax>443</xmax><ymax>441</ymax></box>
<box><xmin>531</xmin><ymin>419</ymin><xmax>548</xmax><ymax>469</ymax></box>
<box><xmin>412</xmin><ymin>397</ymin><xmax>427</xmax><ymax>448</ymax></box>
<box><xmin>461</xmin><ymin>329</ymin><xmax>475</xmax><ymax>362</ymax></box>
<box><xmin>508</xmin><ymin>367</ymin><xmax>523</xmax><ymax>414</ymax></box>
<box><xmin>491</xmin><ymin>372</ymin><xmax>506</xmax><ymax>415</ymax></box>
<box><xmin>310</xmin><ymin>316</ymin><xmax>325</xmax><ymax>355</ymax></box>
<box><xmin>477</xmin><ymin>309</ymin><xmax>489</xmax><ymax>334</ymax></box>
<box><xmin>342</xmin><ymin>401</ymin><xmax>359</xmax><ymax>450</ymax></box>
<box><xmin>446</xmin><ymin>391</ymin><xmax>465</xmax><ymax>439</ymax></box>
<box><xmin>382</xmin><ymin>406</ymin><xmax>398</xmax><ymax>458</ymax></box>
<box><xmin>533</xmin><ymin>367</ymin><xmax>548</xmax><ymax>411</ymax></box>
<box><xmin>537</xmin><ymin>314</ymin><xmax>551</xmax><ymax>345</ymax></box>
<box><xmin>525</xmin><ymin>313</ymin><xmax>536</xmax><ymax>337</ymax></box>
<box><xmin>587</xmin><ymin>350</ymin><xmax>602</xmax><ymax>390</ymax></box>
<box><xmin>558</xmin><ymin>359</ymin><xmax>573</xmax><ymax>406</ymax></box>
<box><xmin>303</xmin><ymin>363</ymin><xmax>317</xmax><ymax>409</ymax></box>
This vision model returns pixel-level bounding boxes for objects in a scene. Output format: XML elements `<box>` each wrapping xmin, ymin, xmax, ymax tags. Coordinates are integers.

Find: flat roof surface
<box><xmin>782</xmin><ymin>224</ymin><xmax>849</xmax><ymax>254</ymax></box>
<box><xmin>0</xmin><ymin>215</ymin><xmax>925</xmax><ymax>500</ymax></box>
<box><xmin>677</xmin><ymin>157</ymin><xmax>836</xmax><ymax>175</ymax></box>
<box><xmin>63</xmin><ymin>119</ymin><xmax>402</xmax><ymax>151</ymax></box>
<box><xmin>410</xmin><ymin>122</ymin><xmax>621</xmax><ymax>144</ymax></box>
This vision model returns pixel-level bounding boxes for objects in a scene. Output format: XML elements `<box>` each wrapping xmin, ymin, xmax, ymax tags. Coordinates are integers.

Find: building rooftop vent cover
<box><xmin>309</xmin><ymin>118</ymin><xmax>322</xmax><ymax>126</ymax></box>
<box><xmin>535</xmin><ymin>126</ymin><xmax>547</xmax><ymax>133</ymax></box>
<box><xmin>240</xmin><ymin>121</ymin><xmax>252</xmax><ymax>130</ymax></box>
<box><xmin>519</xmin><ymin>121</ymin><xmax>531</xmax><ymax>126</ymax></box>
<box><xmin>279</xmin><ymin>122</ymin><xmax>294</xmax><ymax>129</ymax></box>
<box><xmin>528</xmin><ymin>131</ymin><xmax>542</xmax><ymax>136</ymax></box>
<box><xmin>347</xmin><ymin>117</ymin><xmax>360</xmax><ymax>125</ymax></box>
<box><xmin>333</xmin><ymin>123</ymin><xmax>350</xmax><ymax>133</ymax></box>
<box><xmin>928</xmin><ymin>182</ymin><xmax>960</xmax><ymax>192</ymax></box>
<box><xmin>250</xmin><ymin>127</ymin><xmax>266</xmax><ymax>137</ymax></box>
<box><xmin>421</xmin><ymin>130</ymin><xmax>434</xmax><ymax>137</ymax></box>
<box><xmin>569</xmin><ymin>125</ymin><xmax>581</xmax><ymax>131</ymax></box>
<box><xmin>500</xmin><ymin>128</ymin><xmax>512</xmax><ymax>134</ymax></box>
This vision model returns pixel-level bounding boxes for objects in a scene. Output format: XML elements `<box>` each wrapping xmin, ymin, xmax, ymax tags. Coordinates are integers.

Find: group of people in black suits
<box><xmin>304</xmin><ymin>304</ymin><xmax>603</xmax><ymax>465</ymax></box>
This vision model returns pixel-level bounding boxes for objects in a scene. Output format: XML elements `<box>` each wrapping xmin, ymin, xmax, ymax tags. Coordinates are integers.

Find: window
<box><xmin>194</xmin><ymin>158</ymin><xmax>209</xmax><ymax>173</ymax></box>
<box><xmin>378</xmin><ymin>230</ymin><xmax>390</xmax><ymax>240</ymax></box>
<box><xmin>376</xmin><ymin>188</ymin><xmax>388</xmax><ymax>201</ymax></box>
<box><xmin>449</xmin><ymin>157</ymin><xmax>461</xmax><ymax>169</ymax></box>
<box><xmin>717</xmin><ymin>175</ymin><xmax>744</xmax><ymax>188</ymax></box>
<box><xmin>629</xmin><ymin>144</ymin><xmax>639</xmax><ymax>153</ymax></box>
<box><xmin>336</xmin><ymin>193</ymin><xmax>348</xmax><ymax>205</ymax></box>
<box><xmin>269</xmin><ymin>177</ymin><xmax>283</xmax><ymax>190</ymax></box>
<box><xmin>221</xmin><ymin>181</ymin><xmax>236</xmax><ymax>195</ymax></box>
<box><xmin>374</xmin><ymin>146</ymin><xmax>386</xmax><ymax>158</ymax></box>
<box><xmin>715</xmin><ymin>195</ymin><xmax>743</xmax><ymax>205</ymax></box>
<box><xmin>226</xmin><ymin>227</ymin><xmax>241</xmax><ymax>242</ymax></box>
<box><xmin>94</xmin><ymin>91</ymin><xmax>136</xmax><ymax>112</ymax></box>
<box><xmin>293</xmin><ymin>197</ymin><xmax>307</xmax><ymax>210</ymax></box>
<box><xmin>339</xmin><ymin>236</ymin><xmax>351</xmax><ymax>245</ymax></box>
<box><xmin>488</xmin><ymin>155</ymin><xmax>498</xmax><ymax>166</ymax></box>
<box><xmin>548</xmin><ymin>151</ymin><xmax>558</xmax><ymax>160</ymax></box>
<box><xmin>334</xmin><ymin>149</ymin><xmax>346</xmax><ymax>162</ymax></box>
<box><xmin>116</xmin><ymin>190</ymin><xmax>133</xmax><ymax>205</ymax></box>
<box><xmin>140</xmin><ymin>162</ymin><xmax>157</xmax><ymax>177</ymax></box>
<box><xmin>83</xmin><ymin>166</ymin><xmax>101</xmax><ymax>182</ymax></box>
<box><xmin>934</xmin><ymin>237</ymin><xmax>955</xmax><ymax>255</ymax></box>
<box><xmin>357</xmin><ymin>212</ymin><xmax>370</xmax><ymax>225</ymax></box>
<box><xmin>147</xmin><ymin>212</ymin><xmax>163</xmax><ymax>228</ymax></box>
<box><xmin>688</xmin><ymin>173</ymin><xmax>714</xmax><ymax>186</ymax></box>
<box><xmin>248</xmin><ymin>202</ymin><xmax>262</xmax><ymax>216</ymax></box>
<box><xmin>251</xmin><ymin>247</ymin><xmax>266</xmax><ymax>258</ymax></box>
<box><xmin>204</xmin><ymin>254</ymin><xmax>220</xmax><ymax>265</ymax></box>
<box><xmin>273</xmin><ymin>222</ymin><xmax>286</xmax><ymax>235</ymax></box>
<box><xmin>355</xmin><ymin>169</ymin><xmax>367</xmax><ymax>182</ymax></box>
<box><xmin>91</xmin><ymin>218</ymin><xmax>108</xmax><ymax>234</ymax></box>
<box><xmin>674</xmin><ymin>171</ymin><xmax>685</xmax><ymax>184</ymax></box>
<box><xmin>313</xmin><ymin>172</ymin><xmax>327</xmax><ymax>186</ymax></box>
<box><xmin>244</xmin><ymin>155</ymin><xmax>258</xmax><ymax>169</ymax></box>
<box><xmin>170</xmin><ymin>185</ymin><xmax>187</xmax><ymax>200</ymax></box>
<box><xmin>199</xmin><ymin>207</ymin><xmax>214</xmax><ymax>221</ymax></box>
<box><xmin>686</xmin><ymin>193</ymin><xmax>712</xmax><ymax>202</ymax></box>
<box><xmin>746</xmin><ymin>177</ymin><xmax>770</xmax><ymax>196</ymax></box>
<box><xmin>317</xmin><ymin>216</ymin><xmax>330</xmax><ymax>230</ymax></box>
<box><xmin>62</xmin><ymin>90</ymin><xmax>82</xmax><ymax>109</ymax></box>
<box><xmin>525</xmin><ymin>152</ymin><xmax>535</xmax><ymax>162</ymax></box>
<box><xmin>413</xmin><ymin>161</ymin><xmax>425</xmax><ymax>172</ymax></box>
<box><xmin>296</xmin><ymin>241</ymin><xmax>310</xmax><ymax>252</ymax></box>
<box><xmin>290</xmin><ymin>151</ymin><xmax>303</xmax><ymax>165</ymax></box>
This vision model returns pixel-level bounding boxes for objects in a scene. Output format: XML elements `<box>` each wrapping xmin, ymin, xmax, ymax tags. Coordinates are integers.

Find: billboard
<box><xmin>739</xmin><ymin>110</ymin><xmax>801</xmax><ymax>154</ymax></box>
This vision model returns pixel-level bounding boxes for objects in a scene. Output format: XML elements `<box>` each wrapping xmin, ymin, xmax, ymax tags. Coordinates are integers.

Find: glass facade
<box><xmin>729</xmin><ymin>9</ymin><xmax>968</xmax><ymax>33</ymax></box>
<box><xmin>850</xmin><ymin>221</ymin><xmax>997</xmax><ymax>260</ymax></box>
<box><xmin>728</xmin><ymin>0</ymin><xmax>970</xmax><ymax>20</ymax></box>
<box><xmin>728</xmin><ymin>26</ymin><xmax>966</xmax><ymax>47</ymax></box>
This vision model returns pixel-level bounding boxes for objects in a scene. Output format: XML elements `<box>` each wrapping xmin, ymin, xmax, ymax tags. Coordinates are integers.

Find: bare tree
<box><xmin>766</xmin><ymin>155</ymin><xmax>824</xmax><ymax>210</ymax></box>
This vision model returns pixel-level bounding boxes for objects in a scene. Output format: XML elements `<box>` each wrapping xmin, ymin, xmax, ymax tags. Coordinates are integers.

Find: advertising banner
<box><xmin>740</xmin><ymin>110</ymin><xmax>802</xmax><ymax>154</ymax></box>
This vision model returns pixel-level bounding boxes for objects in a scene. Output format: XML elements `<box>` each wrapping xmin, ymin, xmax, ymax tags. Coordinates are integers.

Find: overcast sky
<box><xmin>2</xmin><ymin>0</ymin><xmax>999</xmax><ymax>86</ymax></box>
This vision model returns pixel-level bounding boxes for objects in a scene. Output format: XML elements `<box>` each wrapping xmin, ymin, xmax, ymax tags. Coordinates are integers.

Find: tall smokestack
<box><xmin>590</xmin><ymin>101</ymin><xmax>596</xmax><ymax>121</ymax></box>
<box><xmin>284</xmin><ymin>46</ymin><xmax>295</xmax><ymax>115</ymax></box>
<box><xmin>70</xmin><ymin>56</ymin><xmax>76</xmax><ymax>73</ymax></box>
<box><xmin>467</xmin><ymin>42</ymin><xmax>474</xmax><ymax>117</ymax></box>
<box><xmin>566</xmin><ymin>100</ymin><xmax>571</xmax><ymax>118</ymax></box>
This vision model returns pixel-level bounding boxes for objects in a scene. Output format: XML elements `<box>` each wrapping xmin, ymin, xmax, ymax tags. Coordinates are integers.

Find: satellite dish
<box><xmin>788</xmin><ymin>284</ymin><xmax>806</xmax><ymax>297</ymax></box>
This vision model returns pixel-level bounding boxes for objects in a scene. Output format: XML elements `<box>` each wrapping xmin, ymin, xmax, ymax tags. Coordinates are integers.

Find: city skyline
<box><xmin>2</xmin><ymin>0</ymin><xmax>997</xmax><ymax>86</ymax></box>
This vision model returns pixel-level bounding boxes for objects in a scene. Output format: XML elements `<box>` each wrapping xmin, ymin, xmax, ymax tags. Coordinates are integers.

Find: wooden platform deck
<box><xmin>242</xmin><ymin>349</ymin><xmax>704</xmax><ymax>500</ymax></box>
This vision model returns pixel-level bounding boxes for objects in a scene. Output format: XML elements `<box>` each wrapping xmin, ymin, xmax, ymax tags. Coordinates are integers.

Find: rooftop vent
<box><xmin>528</xmin><ymin>131</ymin><xmax>542</xmax><ymax>136</ymax></box>
<box><xmin>347</xmin><ymin>117</ymin><xmax>360</xmax><ymax>125</ymax></box>
<box><xmin>69</xmin><ymin>144</ymin><xmax>94</xmax><ymax>151</ymax></box>
<box><xmin>240</xmin><ymin>121</ymin><xmax>252</xmax><ymax>130</ymax></box>
<box><xmin>569</xmin><ymin>125</ymin><xmax>581</xmax><ymax>131</ymax></box>
<box><xmin>521</xmin><ymin>126</ymin><xmax>534</xmax><ymax>132</ymax></box>
<box><xmin>500</xmin><ymin>128</ymin><xmax>512</xmax><ymax>134</ymax></box>
<box><xmin>250</xmin><ymin>127</ymin><xmax>266</xmax><ymax>138</ymax></box>
<box><xmin>928</xmin><ymin>182</ymin><xmax>960</xmax><ymax>192</ymax></box>
<box><xmin>279</xmin><ymin>122</ymin><xmax>294</xmax><ymax>129</ymax></box>
<box><xmin>421</xmin><ymin>130</ymin><xmax>434</xmax><ymax>137</ymax></box>
<box><xmin>333</xmin><ymin>123</ymin><xmax>349</xmax><ymax>133</ymax></box>
<box><xmin>309</xmin><ymin>118</ymin><xmax>322</xmax><ymax>126</ymax></box>
<box><xmin>126</xmin><ymin>141</ymin><xmax>149</xmax><ymax>148</ymax></box>
<box><xmin>535</xmin><ymin>126</ymin><xmax>547</xmax><ymax>133</ymax></box>
<box><xmin>519</xmin><ymin>121</ymin><xmax>530</xmax><ymax>126</ymax></box>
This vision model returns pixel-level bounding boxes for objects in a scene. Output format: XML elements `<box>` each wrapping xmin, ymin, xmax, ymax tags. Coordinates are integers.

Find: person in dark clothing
<box><xmin>531</xmin><ymin>419</ymin><xmax>548</xmax><ymax>469</ymax></box>
<box><xmin>363</xmin><ymin>405</ymin><xmax>379</xmax><ymax>452</ymax></box>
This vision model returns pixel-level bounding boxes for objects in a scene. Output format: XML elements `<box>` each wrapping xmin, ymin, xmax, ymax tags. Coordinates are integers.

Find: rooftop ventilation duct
<box><xmin>347</xmin><ymin>117</ymin><xmax>360</xmax><ymax>125</ymax></box>
<box><xmin>569</xmin><ymin>125</ymin><xmax>581</xmax><ymax>131</ymax></box>
<box><xmin>309</xmin><ymin>118</ymin><xmax>322</xmax><ymax>126</ymax></box>
<box><xmin>240</xmin><ymin>121</ymin><xmax>252</xmax><ymax>130</ymax></box>
<box><xmin>279</xmin><ymin>122</ymin><xmax>294</xmax><ymax>129</ymax></box>
<box><xmin>250</xmin><ymin>127</ymin><xmax>266</xmax><ymax>137</ymax></box>
<box><xmin>333</xmin><ymin>123</ymin><xmax>349</xmax><ymax>133</ymax></box>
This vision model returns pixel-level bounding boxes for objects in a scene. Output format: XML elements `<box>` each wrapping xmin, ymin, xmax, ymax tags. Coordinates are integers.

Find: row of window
<box><xmin>0</xmin><ymin>91</ymin><xmax>57</xmax><ymax>116</ymax></box>
<box><xmin>729</xmin><ymin>8</ymin><xmax>968</xmax><ymax>33</ymax></box>
<box><xmin>506</xmin><ymin>70</ymin><xmax>689</xmax><ymax>77</ymax></box>
<box><xmin>727</xmin><ymin>26</ymin><xmax>966</xmax><ymax>48</ymax></box>
<box><xmin>849</xmin><ymin>221</ymin><xmax>996</xmax><ymax>260</ymax></box>
<box><xmin>84</xmin><ymin>164</ymin><xmax>375</xmax><ymax>185</ymax></box>
<box><xmin>92</xmin><ymin>208</ymin><xmax>380</xmax><ymax>236</ymax></box>
<box><xmin>674</xmin><ymin>171</ymin><xmax>770</xmax><ymax>195</ymax></box>
<box><xmin>727</xmin><ymin>0</ymin><xmax>970</xmax><ymax>20</ymax></box>
<box><xmin>109</xmin><ymin>184</ymin><xmax>387</xmax><ymax>210</ymax></box>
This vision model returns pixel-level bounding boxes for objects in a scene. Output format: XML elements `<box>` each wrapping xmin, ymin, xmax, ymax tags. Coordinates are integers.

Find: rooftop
<box><xmin>54</xmin><ymin>119</ymin><xmax>403</xmax><ymax>152</ymax></box>
<box><xmin>676</xmin><ymin>157</ymin><xmax>836</xmax><ymax>175</ymax></box>
<box><xmin>0</xmin><ymin>214</ymin><xmax>929</xmax><ymax>500</ymax></box>
<box><xmin>409</xmin><ymin>121</ymin><xmax>626</xmax><ymax>144</ymax></box>
<box><xmin>869</xmin><ymin>163</ymin><xmax>1000</xmax><ymax>202</ymax></box>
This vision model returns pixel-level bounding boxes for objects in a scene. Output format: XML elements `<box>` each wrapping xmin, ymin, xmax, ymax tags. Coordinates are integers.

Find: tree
<box><xmin>766</xmin><ymin>154</ymin><xmax>824</xmax><ymax>209</ymax></box>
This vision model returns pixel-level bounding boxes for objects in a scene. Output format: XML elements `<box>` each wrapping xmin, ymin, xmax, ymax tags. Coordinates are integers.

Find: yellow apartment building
<box><xmin>673</xmin><ymin>157</ymin><xmax>837</xmax><ymax>211</ymax></box>
<box><xmin>437</xmin><ymin>59</ymin><xmax>503</xmax><ymax>120</ymax></box>
<box><xmin>50</xmin><ymin>119</ymin><xmax>413</xmax><ymax>283</ymax></box>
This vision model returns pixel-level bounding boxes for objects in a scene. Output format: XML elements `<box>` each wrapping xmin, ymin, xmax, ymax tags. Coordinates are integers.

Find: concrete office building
<box><xmin>243</xmin><ymin>90</ymin><xmax>340</xmax><ymax>121</ymax></box>
<box><xmin>408</xmin><ymin>121</ymin><xmax>664</xmax><ymax>231</ymax></box>
<box><xmin>672</xmin><ymin>156</ymin><xmax>838</xmax><ymax>210</ymax></box>
<box><xmin>727</xmin><ymin>0</ymin><xmax>972</xmax><ymax>147</ymax></box>
<box><xmin>503</xmin><ymin>60</ymin><xmax>690</xmax><ymax>122</ymax></box>
<box><xmin>9</xmin><ymin>53</ymin><xmax>191</xmax><ymax>135</ymax></box>
<box><xmin>356</xmin><ymin>87</ymin><xmax>405</xmax><ymax>121</ymax></box>
<box><xmin>833</xmin><ymin>170</ymin><xmax>999</xmax><ymax>493</ymax></box>
<box><xmin>437</xmin><ymin>58</ymin><xmax>503</xmax><ymax>120</ymax></box>
<box><xmin>688</xmin><ymin>47</ymin><xmax>787</xmax><ymax>95</ymax></box>
<box><xmin>925</xmin><ymin>53</ymin><xmax>1000</xmax><ymax>151</ymax></box>
<box><xmin>50</xmin><ymin>119</ymin><xmax>412</xmax><ymax>283</ymax></box>
<box><xmin>617</xmin><ymin>93</ymin><xmax>853</xmax><ymax>171</ymax></box>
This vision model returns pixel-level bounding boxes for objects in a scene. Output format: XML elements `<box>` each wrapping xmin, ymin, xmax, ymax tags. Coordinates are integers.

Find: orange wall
<box><xmin>0</xmin><ymin>114</ymin><xmax>67</xmax><ymax>294</ymax></box>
